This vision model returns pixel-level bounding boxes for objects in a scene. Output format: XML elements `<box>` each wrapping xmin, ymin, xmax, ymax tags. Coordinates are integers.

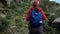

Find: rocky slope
<box><xmin>0</xmin><ymin>0</ymin><xmax>60</xmax><ymax>34</ymax></box>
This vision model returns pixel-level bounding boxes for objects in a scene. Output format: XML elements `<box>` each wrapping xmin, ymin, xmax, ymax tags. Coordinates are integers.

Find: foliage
<box><xmin>0</xmin><ymin>16</ymin><xmax>10</xmax><ymax>32</ymax></box>
<box><xmin>0</xmin><ymin>0</ymin><xmax>60</xmax><ymax>34</ymax></box>
<box><xmin>43</xmin><ymin>21</ymin><xmax>58</xmax><ymax>34</ymax></box>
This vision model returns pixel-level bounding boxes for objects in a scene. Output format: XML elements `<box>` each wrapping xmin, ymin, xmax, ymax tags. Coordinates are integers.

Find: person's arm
<box><xmin>39</xmin><ymin>8</ymin><xmax>47</xmax><ymax>20</ymax></box>
<box><xmin>26</xmin><ymin>8</ymin><xmax>32</xmax><ymax>21</ymax></box>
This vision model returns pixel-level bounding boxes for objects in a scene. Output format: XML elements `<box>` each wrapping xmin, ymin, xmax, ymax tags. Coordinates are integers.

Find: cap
<box><xmin>33</xmin><ymin>0</ymin><xmax>39</xmax><ymax>6</ymax></box>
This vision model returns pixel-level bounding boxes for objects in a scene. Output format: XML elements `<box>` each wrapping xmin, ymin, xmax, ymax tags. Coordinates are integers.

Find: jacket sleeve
<box><xmin>39</xmin><ymin>8</ymin><xmax>47</xmax><ymax>20</ymax></box>
<box><xmin>26</xmin><ymin>8</ymin><xmax>32</xmax><ymax>21</ymax></box>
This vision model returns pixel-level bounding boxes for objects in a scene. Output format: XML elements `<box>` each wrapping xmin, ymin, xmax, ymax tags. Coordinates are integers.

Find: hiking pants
<box><xmin>28</xmin><ymin>25</ymin><xmax>43</xmax><ymax>34</ymax></box>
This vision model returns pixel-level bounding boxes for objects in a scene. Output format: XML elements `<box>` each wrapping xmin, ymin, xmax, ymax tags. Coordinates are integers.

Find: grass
<box><xmin>0</xmin><ymin>0</ymin><xmax>59</xmax><ymax>34</ymax></box>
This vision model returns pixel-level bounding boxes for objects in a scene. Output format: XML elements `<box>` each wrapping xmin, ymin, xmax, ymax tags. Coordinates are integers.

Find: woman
<box><xmin>26</xmin><ymin>0</ymin><xmax>47</xmax><ymax>34</ymax></box>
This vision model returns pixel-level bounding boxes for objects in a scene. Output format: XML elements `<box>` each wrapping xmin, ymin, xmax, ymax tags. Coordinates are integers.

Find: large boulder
<box><xmin>52</xmin><ymin>18</ymin><xmax>60</xmax><ymax>31</ymax></box>
<box><xmin>52</xmin><ymin>18</ymin><xmax>60</xmax><ymax>23</ymax></box>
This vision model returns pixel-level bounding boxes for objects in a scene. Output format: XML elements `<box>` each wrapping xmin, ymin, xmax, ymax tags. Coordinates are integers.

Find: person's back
<box><xmin>26</xmin><ymin>0</ymin><xmax>47</xmax><ymax>34</ymax></box>
<box><xmin>30</xmin><ymin>9</ymin><xmax>43</xmax><ymax>27</ymax></box>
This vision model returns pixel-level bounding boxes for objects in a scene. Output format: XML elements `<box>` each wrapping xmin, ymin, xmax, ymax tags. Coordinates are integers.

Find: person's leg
<box><xmin>37</xmin><ymin>25</ymin><xmax>43</xmax><ymax>34</ymax></box>
<box><xmin>28</xmin><ymin>26</ymin><xmax>37</xmax><ymax>34</ymax></box>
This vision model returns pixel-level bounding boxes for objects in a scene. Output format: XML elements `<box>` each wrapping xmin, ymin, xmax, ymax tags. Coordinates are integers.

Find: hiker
<box><xmin>26</xmin><ymin>0</ymin><xmax>47</xmax><ymax>34</ymax></box>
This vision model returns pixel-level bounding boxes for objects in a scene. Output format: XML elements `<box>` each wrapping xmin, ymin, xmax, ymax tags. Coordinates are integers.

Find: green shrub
<box><xmin>43</xmin><ymin>21</ymin><xmax>58</xmax><ymax>34</ymax></box>
<box><xmin>0</xmin><ymin>17</ymin><xmax>9</xmax><ymax>32</ymax></box>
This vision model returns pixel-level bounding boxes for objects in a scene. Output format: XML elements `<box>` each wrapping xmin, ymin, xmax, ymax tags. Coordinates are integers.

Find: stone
<box><xmin>52</xmin><ymin>18</ymin><xmax>60</xmax><ymax>23</ymax></box>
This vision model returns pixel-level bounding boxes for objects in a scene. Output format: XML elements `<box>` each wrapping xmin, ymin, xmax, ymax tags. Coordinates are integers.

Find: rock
<box><xmin>13</xmin><ymin>32</ymin><xmax>21</xmax><ymax>34</ymax></box>
<box><xmin>52</xmin><ymin>18</ymin><xmax>60</xmax><ymax>31</ymax></box>
<box><xmin>49</xmin><ymin>13</ymin><xmax>56</xmax><ymax>16</ymax></box>
<box><xmin>0</xmin><ymin>14</ymin><xmax>6</xmax><ymax>18</ymax></box>
<box><xmin>52</xmin><ymin>18</ymin><xmax>60</xmax><ymax>23</ymax></box>
<box><xmin>6</xmin><ymin>0</ymin><xmax>12</xmax><ymax>6</ymax></box>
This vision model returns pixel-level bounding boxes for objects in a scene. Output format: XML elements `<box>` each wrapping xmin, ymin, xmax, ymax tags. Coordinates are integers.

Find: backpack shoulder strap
<box><xmin>26</xmin><ymin>7</ymin><xmax>34</xmax><ymax>21</ymax></box>
<box><xmin>38</xmin><ymin>8</ymin><xmax>47</xmax><ymax>20</ymax></box>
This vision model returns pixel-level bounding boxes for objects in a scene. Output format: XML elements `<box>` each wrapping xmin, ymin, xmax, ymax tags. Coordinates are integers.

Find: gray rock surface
<box><xmin>52</xmin><ymin>18</ymin><xmax>60</xmax><ymax>23</ymax></box>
